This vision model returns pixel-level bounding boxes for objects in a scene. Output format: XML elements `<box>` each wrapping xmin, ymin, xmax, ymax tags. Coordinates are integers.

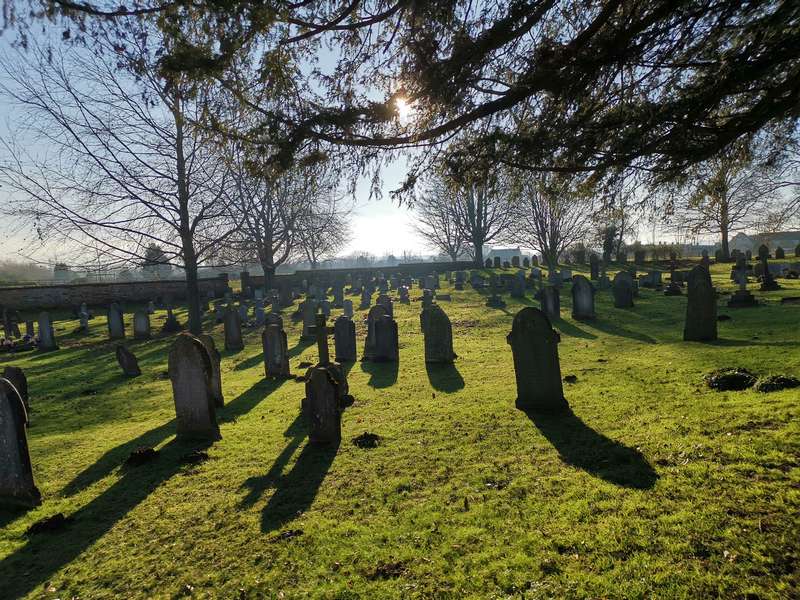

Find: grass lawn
<box><xmin>1</xmin><ymin>261</ymin><xmax>798</xmax><ymax>599</ymax></box>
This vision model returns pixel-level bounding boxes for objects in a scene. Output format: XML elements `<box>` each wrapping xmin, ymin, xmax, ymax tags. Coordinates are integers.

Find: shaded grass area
<box><xmin>1</xmin><ymin>262</ymin><xmax>798</xmax><ymax>598</ymax></box>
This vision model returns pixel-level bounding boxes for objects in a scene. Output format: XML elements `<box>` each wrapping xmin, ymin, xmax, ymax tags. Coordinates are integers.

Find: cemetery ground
<box><xmin>1</xmin><ymin>263</ymin><xmax>799</xmax><ymax>599</ymax></box>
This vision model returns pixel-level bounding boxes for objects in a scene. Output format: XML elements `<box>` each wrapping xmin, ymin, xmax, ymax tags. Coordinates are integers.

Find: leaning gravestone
<box><xmin>539</xmin><ymin>286</ymin><xmax>560</xmax><ymax>321</ymax></box>
<box><xmin>612</xmin><ymin>271</ymin><xmax>635</xmax><ymax>308</ymax></box>
<box><xmin>506</xmin><ymin>308</ymin><xmax>568</xmax><ymax>413</ymax></box>
<box><xmin>37</xmin><ymin>312</ymin><xmax>58</xmax><ymax>351</ymax></box>
<box><xmin>0</xmin><ymin>378</ymin><xmax>40</xmax><ymax>507</ymax></box>
<box><xmin>224</xmin><ymin>307</ymin><xmax>244</xmax><ymax>351</ymax></box>
<box><xmin>2</xmin><ymin>366</ymin><xmax>28</xmax><ymax>412</ymax></box>
<box><xmin>422</xmin><ymin>304</ymin><xmax>456</xmax><ymax>363</ymax></box>
<box><xmin>684</xmin><ymin>265</ymin><xmax>717</xmax><ymax>341</ymax></box>
<box><xmin>334</xmin><ymin>315</ymin><xmax>357</xmax><ymax>362</ymax></box>
<box><xmin>168</xmin><ymin>334</ymin><xmax>220</xmax><ymax>440</ymax></box>
<box><xmin>571</xmin><ymin>275</ymin><xmax>596</xmax><ymax>320</ymax></box>
<box><xmin>107</xmin><ymin>303</ymin><xmax>125</xmax><ymax>340</ymax></box>
<box><xmin>133</xmin><ymin>310</ymin><xmax>151</xmax><ymax>340</ymax></box>
<box><xmin>263</xmin><ymin>323</ymin><xmax>290</xmax><ymax>378</ymax></box>
<box><xmin>115</xmin><ymin>345</ymin><xmax>141</xmax><ymax>377</ymax></box>
<box><xmin>197</xmin><ymin>334</ymin><xmax>224</xmax><ymax>407</ymax></box>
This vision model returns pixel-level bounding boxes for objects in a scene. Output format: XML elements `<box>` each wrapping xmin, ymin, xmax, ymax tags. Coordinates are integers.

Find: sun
<box><xmin>395</xmin><ymin>97</ymin><xmax>413</xmax><ymax>123</ymax></box>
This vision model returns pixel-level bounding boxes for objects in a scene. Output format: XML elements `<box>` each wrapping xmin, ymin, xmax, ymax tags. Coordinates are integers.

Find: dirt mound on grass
<box><xmin>705</xmin><ymin>368</ymin><xmax>756</xmax><ymax>391</ymax></box>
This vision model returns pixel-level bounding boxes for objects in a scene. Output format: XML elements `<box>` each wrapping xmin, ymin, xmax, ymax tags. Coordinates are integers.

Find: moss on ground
<box><xmin>1</xmin><ymin>261</ymin><xmax>798</xmax><ymax>599</ymax></box>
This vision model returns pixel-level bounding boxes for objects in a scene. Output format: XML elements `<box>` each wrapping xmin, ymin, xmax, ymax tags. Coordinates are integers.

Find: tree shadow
<box><xmin>582</xmin><ymin>318</ymin><xmax>657</xmax><ymax>344</ymax></box>
<box><xmin>234</xmin><ymin>352</ymin><xmax>263</xmax><ymax>371</ymax></box>
<box><xmin>360</xmin><ymin>359</ymin><xmax>399</xmax><ymax>388</ymax></box>
<box><xmin>288</xmin><ymin>339</ymin><xmax>314</xmax><ymax>359</ymax></box>
<box><xmin>239</xmin><ymin>413</ymin><xmax>338</xmax><ymax>533</ymax></box>
<box><xmin>552</xmin><ymin>317</ymin><xmax>598</xmax><ymax>339</ymax></box>
<box><xmin>706</xmin><ymin>339</ymin><xmax>800</xmax><ymax>348</ymax></box>
<box><xmin>0</xmin><ymin>437</ymin><xmax>209</xmax><ymax>599</ymax></box>
<box><xmin>522</xmin><ymin>408</ymin><xmax>658</xmax><ymax>490</ymax></box>
<box><xmin>425</xmin><ymin>361</ymin><xmax>465</xmax><ymax>392</ymax></box>
<box><xmin>62</xmin><ymin>419</ymin><xmax>175</xmax><ymax>496</ymax></box>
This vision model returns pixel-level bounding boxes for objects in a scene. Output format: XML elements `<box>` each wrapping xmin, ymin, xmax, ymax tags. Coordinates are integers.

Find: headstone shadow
<box><xmin>288</xmin><ymin>338</ymin><xmax>314</xmax><ymax>359</ymax></box>
<box><xmin>221</xmin><ymin>378</ymin><xmax>286</xmax><ymax>421</ymax></box>
<box><xmin>425</xmin><ymin>362</ymin><xmax>465</xmax><ymax>392</ymax></box>
<box><xmin>552</xmin><ymin>317</ymin><xmax>598</xmax><ymax>339</ymax></box>
<box><xmin>233</xmin><ymin>352</ymin><xmax>264</xmax><ymax>371</ymax></box>
<box><xmin>522</xmin><ymin>408</ymin><xmax>658</xmax><ymax>489</ymax></box>
<box><xmin>582</xmin><ymin>318</ymin><xmax>657</xmax><ymax>344</ymax></box>
<box><xmin>0</xmin><ymin>438</ymin><xmax>208</xmax><ymax>599</ymax></box>
<box><xmin>360</xmin><ymin>359</ymin><xmax>399</xmax><ymax>388</ymax></box>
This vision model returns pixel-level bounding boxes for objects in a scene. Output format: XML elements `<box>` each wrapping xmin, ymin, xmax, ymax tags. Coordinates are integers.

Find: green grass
<box><xmin>1</xmin><ymin>262</ymin><xmax>799</xmax><ymax>599</ymax></box>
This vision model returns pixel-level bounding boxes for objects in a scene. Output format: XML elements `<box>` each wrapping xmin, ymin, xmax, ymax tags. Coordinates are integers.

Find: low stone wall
<box><xmin>0</xmin><ymin>275</ymin><xmax>230</xmax><ymax>311</ymax></box>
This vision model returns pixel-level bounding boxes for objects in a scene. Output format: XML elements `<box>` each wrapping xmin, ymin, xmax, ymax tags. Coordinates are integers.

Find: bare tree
<box><xmin>0</xmin><ymin>38</ymin><xmax>233</xmax><ymax>334</ymax></box>
<box><xmin>665</xmin><ymin>136</ymin><xmax>794</xmax><ymax>260</ymax></box>
<box><xmin>513</xmin><ymin>172</ymin><xmax>595</xmax><ymax>269</ymax></box>
<box><xmin>412</xmin><ymin>178</ymin><xmax>468</xmax><ymax>261</ymax></box>
<box><xmin>296</xmin><ymin>193</ymin><xmax>352</xmax><ymax>269</ymax></box>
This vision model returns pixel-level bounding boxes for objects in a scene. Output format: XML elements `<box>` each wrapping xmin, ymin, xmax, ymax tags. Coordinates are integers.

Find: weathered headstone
<box><xmin>775</xmin><ymin>246</ymin><xmax>785</xmax><ymax>259</ymax></box>
<box><xmin>162</xmin><ymin>306</ymin><xmax>183</xmax><ymax>333</ymax></box>
<box><xmin>168</xmin><ymin>334</ymin><xmax>220</xmax><ymax>440</ymax></box>
<box><xmin>683</xmin><ymin>266</ymin><xmax>717</xmax><ymax>341</ymax></box>
<box><xmin>376</xmin><ymin>294</ymin><xmax>394</xmax><ymax>318</ymax></box>
<box><xmin>398</xmin><ymin>286</ymin><xmax>410</xmax><ymax>304</ymax></box>
<box><xmin>0</xmin><ymin>378</ymin><xmax>40</xmax><ymax>506</ymax></box>
<box><xmin>262</xmin><ymin>323</ymin><xmax>290</xmax><ymax>378</ymax></box>
<box><xmin>560</xmin><ymin>269</ymin><xmax>573</xmax><ymax>283</ymax></box>
<box><xmin>485</xmin><ymin>258</ymin><xmax>492</xmax><ymax>268</ymax></box>
<box><xmin>2</xmin><ymin>366</ymin><xmax>28</xmax><ymax>413</ymax></box>
<box><xmin>589</xmin><ymin>254</ymin><xmax>600</xmax><ymax>280</ymax></box>
<box><xmin>422</xmin><ymin>304</ymin><xmax>456</xmax><ymax>363</ymax></box>
<box><xmin>334</xmin><ymin>315</ymin><xmax>357</xmax><ymax>362</ymax></box>
<box><xmin>506</xmin><ymin>308</ymin><xmax>568</xmax><ymax>413</ymax></box>
<box><xmin>197</xmin><ymin>334</ymin><xmax>224</xmax><ymax>407</ymax></box>
<box><xmin>700</xmin><ymin>249</ymin><xmax>711</xmax><ymax>269</ymax></box>
<box><xmin>493</xmin><ymin>257</ymin><xmax>502</xmax><ymax>268</ymax></box>
<box><xmin>224</xmin><ymin>306</ymin><xmax>244</xmax><ymax>351</ymax></box>
<box><xmin>511</xmin><ymin>270</ymin><xmax>526</xmax><ymax>298</ymax></box>
<box><xmin>758</xmin><ymin>245</ymin><xmax>781</xmax><ymax>291</ymax></box>
<box><xmin>37</xmin><ymin>312</ymin><xmax>58</xmax><ymax>351</ymax></box>
<box><xmin>539</xmin><ymin>285</ymin><xmax>560</xmax><ymax>320</ymax></box>
<box><xmin>342</xmin><ymin>299</ymin><xmax>354</xmax><ymax>317</ymax></box>
<box><xmin>133</xmin><ymin>310</ymin><xmax>151</xmax><ymax>340</ymax></box>
<box><xmin>254</xmin><ymin>298</ymin><xmax>266</xmax><ymax>326</ymax></box>
<box><xmin>115</xmin><ymin>345</ymin><xmax>142</xmax><ymax>377</ymax></box>
<box><xmin>511</xmin><ymin>255</ymin><xmax>520</xmax><ymax>268</ymax></box>
<box><xmin>363</xmin><ymin>305</ymin><xmax>398</xmax><ymax>362</ymax></box>
<box><xmin>728</xmin><ymin>256</ymin><xmax>758</xmax><ymax>308</ymax></box>
<box><xmin>612</xmin><ymin>271</ymin><xmax>634</xmax><ymax>308</ymax></box>
<box><xmin>301</xmin><ymin>298</ymin><xmax>319</xmax><ymax>340</ymax></box>
<box><xmin>107</xmin><ymin>303</ymin><xmax>125</xmax><ymax>340</ymax></box>
<box><xmin>571</xmin><ymin>275</ymin><xmax>596</xmax><ymax>320</ymax></box>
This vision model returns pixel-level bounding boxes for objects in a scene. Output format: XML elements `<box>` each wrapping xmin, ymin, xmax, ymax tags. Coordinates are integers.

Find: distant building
<box><xmin>487</xmin><ymin>247</ymin><xmax>524</xmax><ymax>264</ymax></box>
<box><xmin>730</xmin><ymin>231</ymin><xmax>800</xmax><ymax>253</ymax></box>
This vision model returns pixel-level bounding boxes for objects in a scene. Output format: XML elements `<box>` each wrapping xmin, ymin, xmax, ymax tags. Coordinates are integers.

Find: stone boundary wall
<box><xmin>0</xmin><ymin>275</ymin><xmax>229</xmax><ymax>311</ymax></box>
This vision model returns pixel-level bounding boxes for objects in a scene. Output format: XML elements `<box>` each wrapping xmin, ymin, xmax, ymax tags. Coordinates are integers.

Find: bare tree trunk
<box><xmin>183</xmin><ymin>242</ymin><xmax>203</xmax><ymax>335</ymax></box>
<box><xmin>720</xmin><ymin>199</ymin><xmax>730</xmax><ymax>261</ymax></box>
<box><xmin>473</xmin><ymin>241</ymin><xmax>484</xmax><ymax>267</ymax></box>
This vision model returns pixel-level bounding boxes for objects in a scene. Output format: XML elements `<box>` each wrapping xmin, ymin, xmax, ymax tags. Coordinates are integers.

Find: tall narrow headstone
<box><xmin>224</xmin><ymin>307</ymin><xmax>244</xmax><ymax>351</ymax></box>
<box><xmin>263</xmin><ymin>323</ymin><xmax>290</xmax><ymax>378</ymax></box>
<box><xmin>683</xmin><ymin>265</ymin><xmax>717</xmax><ymax>341</ymax></box>
<box><xmin>0</xmin><ymin>379</ymin><xmax>40</xmax><ymax>507</ymax></box>
<box><xmin>2</xmin><ymin>366</ymin><xmax>28</xmax><ymax>412</ymax></box>
<box><xmin>422</xmin><ymin>305</ymin><xmax>456</xmax><ymax>363</ymax></box>
<box><xmin>589</xmin><ymin>254</ymin><xmax>600</xmax><ymax>280</ymax></box>
<box><xmin>612</xmin><ymin>271</ymin><xmax>634</xmax><ymax>308</ymax></box>
<box><xmin>359</xmin><ymin>288</ymin><xmax>371</xmax><ymax>309</ymax></box>
<box><xmin>539</xmin><ymin>286</ymin><xmax>560</xmax><ymax>321</ymax></box>
<box><xmin>107</xmin><ymin>303</ymin><xmax>125</xmax><ymax>340</ymax></box>
<box><xmin>197</xmin><ymin>335</ymin><xmax>225</xmax><ymax>407</ymax></box>
<box><xmin>571</xmin><ymin>275</ymin><xmax>596</xmax><ymax>320</ymax></box>
<box><xmin>506</xmin><ymin>308</ymin><xmax>568</xmax><ymax>413</ymax></box>
<box><xmin>133</xmin><ymin>310</ymin><xmax>151</xmax><ymax>340</ymax></box>
<box><xmin>168</xmin><ymin>334</ymin><xmax>220</xmax><ymax>440</ymax></box>
<box><xmin>37</xmin><ymin>312</ymin><xmax>58</xmax><ymax>351</ymax></box>
<box><xmin>342</xmin><ymin>299</ymin><xmax>354</xmax><ymax>318</ymax></box>
<box><xmin>376</xmin><ymin>294</ymin><xmax>394</xmax><ymax>318</ymax></box>
<box><xmin>363</xmin><ymin>305</ymin><xmax>398</xmax><ymax>362</ymax></box>
<box><xmin>301</xmin><ymin>298</ymin><xmax>319</xmax><ymax>340</ymax></box>
<box><xmin>334</xmin><ymin>315</ymin><xmax>357</xmax><ymax>362</ymax></box>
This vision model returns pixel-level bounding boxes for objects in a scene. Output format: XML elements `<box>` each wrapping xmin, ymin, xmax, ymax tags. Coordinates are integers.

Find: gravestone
<box><xmin>612</xmin><ymin>271</ymin><xmax>634</xmax><ymax>308</ymax></box>
<box><xmin>342</xmin><ymin>299</ymin><xmax>354</xmax><ymax>317</ymax></box>
<box><xmin>2</xmin><ymin>366</ymin><xmax>28</xmax><ymax>413</ymax></box>
<box><xmin>523</xmin><ymin>257</ymin><xmax>530</xmax><ymax>268</ymax></box>
<box><xmin>0</xmin><ymin>378</ymin><xmax>40</xmax><ymax>507</ymax></box>
<box><xmin>224</xmin><ymin>307</ymin><xmax>244</xmax><ymax>351</ymax></box>
<box><xmin>511</xmin><ymin>270</ymin><xmax>526</xmax><ymax>298</ymax></box>
<box><xmin>332</xmin><ymin>284</ymin><xmax>344</xmax><ymax>308</ymax></box>
<box><xmin>301</xmin><ymin>298</ymin><xmax>319</xmax><ymax>340</ymax></box>
<box><xmin>728</xmin><ymin>256</ymin><xmax>758</xmax><ymax>308</ymax></box>
<box><xmin>334</xmin><ymin>315</ymin><xmax>357</xmax><ymax>362</ymax></box>
<box><xmin>360</xmin><ymin>288</ymin><xmax>371</xmax><ymax>309</ymax></box>
<box><xmin>162</xmin><ymin>306</ymin><xmax>182</xmax><ymax>332</ymax></box>
<box><xmin>560</xmin><ymin>269</ymin><xmax>573</xmax><ymax>283</ymax></box>
<box><xmin>511</xmin><ymin>256</ymin><xmax>520</xmax><ymax>268</ymax></box>
<box><xmin>422</xmin><ymin>288</ymin><xmax>434</xmax><ymax>309</ymax></box>
<box><xmin>107</xmin><ymin>303</ymin><xmax>125</xmax><ymax>340</ymax></box>
<box><xmin>571</xmin><ymin>275</ymin><xmax>596</xmax><ymax>320</ymax></box>
<box><xmin>398</xmin><ymin>286</ymin><xmax>410</xmax><ymax>304</ymax></box>
<box><xmin>493</xmin><ymin>257</ymin><xmax>502</xmax><ymax>268</ymax></box>
<box><xmin>485</xmin><ymin>258</ymin><xmax>492</xmax><ymax>268</ymax></box>
<box><xmin>197</xmin><ymin>334</ymin><xmax>225</xmax><ymax>407</ymax></box>
<box><xmin>266</xmin><ymin>312</ymin><xmax>284</xmax><ymax>329</ymax></box>
<box><xmin>539</xmin><ymin>285</ymin><xmax>560</xmax><ymax>320</ymax></box>
<box><xmin>758</xmin><ymin>245</ymin><xmax>781</xmax><ymax>291</ymax></box>
<box><xmin>168</xmin><ymin>334</ymin><xmax>220</xmax><ymax>440</ymax></box>
<box><xmin>116</xmin><ymin>345</ymin><xmax>141</xmax><ymax>377</ymax></box>
<box><xmin>254</xmin><ymin>298</ymin><xmax>266</xmax><ymax>326</ymax></box>
<box><xmin>683</xmin><ymin>266</ymin><xmax>717</xmax><ymax>341</ymax></box>
<box><xmin>133</xmin><ymin>310</ymin><xmax>151</xmax><ymax>340</ymax></box>
<box><xmin>363</xmin><ymin>305</ymin><xmax>398</xmax><ymax>362</ymax></box>
<box><xmin>775</xmin><ymin>246</ymin><xmax>785</xmax><ymax>259</ymax></box>
<box><xmin>147</xmin><ymin>300</ymin><xmax>156</xmax><ymax>314</ymax></box>
<box><xmin>506</xmin><ymin>308</ymin><xmax>568</xmax><ymax>413</ymax></box>
<box><xmin>589</xmin><ymin>254</ymin><xmax>600</xmax><ymax>280</ymax></box>
<box><xmin>700</xmin><ymin>250</ymin><xmax>711</xmax><ymax>269</ymax></box>
<box><xmin>303</xmin><ymin>314</ymin><xmax>349</xmax><ymax>446</ymax></box>
<box><xmin>796</xmin><ymin>243</ymin><xmax>800</xmax><ymax>258</ymax></box>
<box><xmin>422</xmin><ymin>305</ymin><xmax>456</xmax><ymax>363</ymax></box>
<box><xmin>262</xmin><ymin>323</ymin><xmax>290</xmax><ymax>378</ymax></box>
<box><xmin>376</xmin><ymin>294</ymin><xmax>394</xmax><ymax>318</ymax></box>
<box><xmin>238</xmin><ymin>302</ymin><xmax>249</xmax><ymax>323</ymax></box>
<box><xmin>37</xmin><ymin>312</ymin><xmax>58</xmax><ymax>351</ymax></box>
<box><xmin>78</xmin><ymin>309</ymin><xmax>90</xmax><ymax>333</ymax></box>
<box><xmin>25</xmin><ymin>320</ymin><xmax>34</xmax><ymax>338</ymax></box>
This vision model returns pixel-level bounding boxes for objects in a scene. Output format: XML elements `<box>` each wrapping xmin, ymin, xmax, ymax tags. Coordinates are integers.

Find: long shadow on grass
<box><xmin>552</xmin><ymin>317</ymin><xmax>598</xmax><ymax>340</ymax></box>
<box><xmin>0</xmin><ymin>438</ymin><xmax>209</xmax><ymax>599</ymax></box>
<box><xmin>582</xmin><ymin>317</ymin><xmax>658</xmax><ymax>344</ymax></box>
<box><xmin>426</xmin><ymin>361</ymin><xmax>465</xmax><ymax>392</ymax></box>
<box><xmin>221</xmin><ymin>377</ymin><xmax>288</xmax><ymax>422</ymax></box>
<box><xmin>240</xmin><ymin>414</ymin><xmax>337</xmax><ymax>533</ymax></box>
<box><xmin>288</xmin><ymin>338</ymin><xmax>314</xmax><ymax>359</ymax></box>
<box><xmin>523</xmin><ymin>408</ymin><xmax>658</xmax><ymax>489</ymax></box>
<box><xmin>361</xmin><ymin>359</ymin><xmax>399</xmax><ymax>388</ymax></box>
<box><xmin>233</xmin><ymin>351</ymin><xmax>264</xmax><ymax>371</ymax></box>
